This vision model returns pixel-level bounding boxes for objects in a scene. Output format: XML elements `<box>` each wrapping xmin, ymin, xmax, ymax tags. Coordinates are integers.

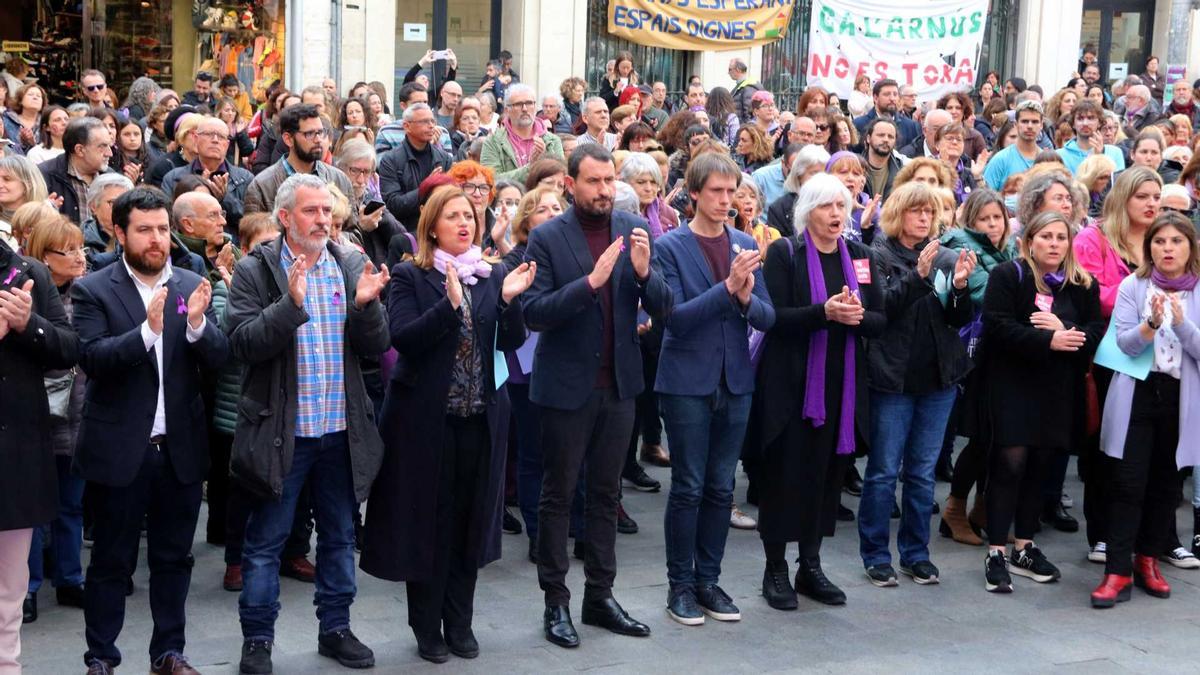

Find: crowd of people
<box><xmin>1</xmin><ymin>46</ymin><xmax>1200</xmax><ymax>674</ymax></box>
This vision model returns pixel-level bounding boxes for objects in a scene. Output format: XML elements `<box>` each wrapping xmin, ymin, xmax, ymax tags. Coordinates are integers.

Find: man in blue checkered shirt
<box><xmin>224</xmin><ymin>174</ymin><xmax>391</xmax><ymax>675</ymax></box>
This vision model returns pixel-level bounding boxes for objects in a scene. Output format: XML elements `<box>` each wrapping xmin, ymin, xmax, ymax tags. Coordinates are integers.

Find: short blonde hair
<box><xmin>22</xmin><ymin>209</ymin><xmax>80</xmax><ymax>260</ymax></box>
<box><xmin>328</xmin><ymin>183</ymin><xmax>352</xmax><ymax>225</ymax></box>
<box><xmin>880</xmin><ymin>181</ymin><xmax>941</xmax><ymax>240</ymax></box>
<box><xmin>512</xmin><ymin>185</ymin><xmax>566</xmax><ymax>245</ymax></box>
<box><xmin>1076</xmin><ymin>154</ymin><xmax>1116</xmax><ymax>193</ymax></box>
<box><xmin>9</xmin><ymin>201</ymin><xmax>62</xmax><ymax>248</ymax></box>
<box><xmin>894</xmin><ymin>157</ymin><xmax>955</xmax><ymax>190</ymax></box>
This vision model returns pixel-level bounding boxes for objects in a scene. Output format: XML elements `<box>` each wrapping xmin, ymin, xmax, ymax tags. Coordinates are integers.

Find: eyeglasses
<box><xmin>1163</xmin><ymin>206</ymin><xmax>1195</xmax><ymax>217</ymax></box>
<box><xmin>508</xmin><ymin>100</ymin><xmax>535</xmax><ymax>109</ymax></box>
<box><xmin>343</xmin><ymin>166</ymin><xmax>372</xmax><ymax>178</ymax></box>
<box><xmin>406</xmin><ymin>118</ymin><xmax>435</xmax><ymax>126</ymax></box>
<box><xmin>906</xmin><ymin>207</ymin><xmax>935</xmax><ymax>217</ymax></box>
<box><xmin>1046</xmin><ymin>193</ymin><xmax>1073</xmax><ymax>205</ymax></box>
<box><xmin>815</xmin><ymin>124</ymin><xmax>829</xmax><ymax>131</ymax></box>
<box><xmin>84</xmin><ymin>84</ymin><xmax>106</xmax><ymax>92</ymax></box>
<box><xmin>203</xmin><ymin>210</ymin><xmax>227</xmax><ymax>220</ymax></box>
<box><xmin>47</xmin><ymin>248</ymin><xmax>86</xmax><ymax>257</ymax></box>
<box><xmin>194</xmin><ymin>130</ymin><xmax>231</xmax><ymax>141</ymax></box>
<box><xmin>295</xmin><ymin>128</ymin><xmax>329</xmax><ymax>140</ymax></box>
<box><xmin>462</xmin><ymin>182</ymin><xmax>491</xmax><ymax>194</ymax></box>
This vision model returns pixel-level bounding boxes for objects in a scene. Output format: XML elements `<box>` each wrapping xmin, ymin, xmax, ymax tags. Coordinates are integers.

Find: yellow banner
<box><xmin>608</xmin><ymin>0</ymin><xmax>795</xmax><ymax>50</ymax></box>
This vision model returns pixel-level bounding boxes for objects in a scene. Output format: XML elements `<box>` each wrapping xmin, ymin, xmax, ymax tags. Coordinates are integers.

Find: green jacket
<box><xmin>177</xmin><ymin>231</ymin><xmax>243</xmax><ymax>284</ymax></box>
<box><xmin>479</xmin><ymin>127</ymin><xmax>564</xmax><ymax>183</ymax></box>
<box><xmin>940</xmin><ymin>227</ymin><xmax>1018</xmax><ymax>307</ymax></box>
<box><xmin>209</xmin><ymin>278</ymin><xmax>241</xmax><ymax>436</ymax></box>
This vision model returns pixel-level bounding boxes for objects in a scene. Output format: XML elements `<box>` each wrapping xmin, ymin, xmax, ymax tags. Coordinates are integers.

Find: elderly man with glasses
<box><xmin>481</xmin><ymin>83</ymin><xmax>565</xmax><ymax>183</ymax></box>
<box><xmin>163</xmin><ymin>116</ymin><xmax>254</xmax><ymax>241</ymax></box>
<box><xmin>378</xmin><ymin>102</ymin><xmax>454</xmax><ymax>232</ymax></box>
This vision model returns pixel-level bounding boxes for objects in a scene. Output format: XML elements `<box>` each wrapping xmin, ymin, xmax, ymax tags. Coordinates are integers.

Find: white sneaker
<box><xmin>1059</xmin><ymin>493</ymin><xmax>1074</xmax><ymax>508</ymax></box>
<box><xmin>1087</xmin><ymin>542</ymin><xmax>1107</xmax><ymax>563</ymax></box>
<box><xmin>730</xmin><ymin>504</ymin><xmax>757</xmax><ymax>530</ymax></box>
<box><xmin>1160</xmin><ymin>547</ymin><xmax>1200</xmax><ymax>569</ymax></box>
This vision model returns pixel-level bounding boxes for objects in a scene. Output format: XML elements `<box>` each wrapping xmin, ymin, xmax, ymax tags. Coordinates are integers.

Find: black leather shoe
<box><xmin>891</xmin><ymin>500</ymin><xmax>901</xmax><ymax>519</ymax></box>
<box><xmin>762</xmin><ymin>560</ymin><xmax>798</xmax><ymax>610</ymax></box>
<box><xmin>502</xmin><ymin>506</ymin><xmax>523</xmax><ymax>535</ymax></box>
<box><xmin>935</xmin><ymin>454</ymin><xmax>954</xmax><ymax>483</ymax></box>
<box><xmin>414</xmin><ymin>629</ymin><xmax>450</xmax><ymax>663</ymax></box>
<box><xmin>837</xmin><ymin>503</ymin><xmax>855</xmax><ymax>522</ymax></box>
<box><xmin>580</xmin><ymin>596</ymin><xmax>651</xmax><ymax>637</ymax></box>
<box><xmin>795</xmin><ymin>558</ymin><xmax>847</xmax><ymax>605</ymax></box>
<box><xmin>56</xmin><ymin>584</ymin><xmax>85</xmax><ymax>608</ymax></box>
<box><xmin>238</xmin><ymin>639</ymin><xmax>273</xmax><ymax>675</ymax></box>
<box><xmin>317</xmin><ymin>628</ymin><xmax>375</xmax><ymax>668</ymax></box>
<box><xmin>622</xmin><ymin>463</ymin><xmax>661</xmax><ymax>492</ymax></box>
<box><xmin>445</xmin><ymin>626</ymin><xmax>479</xmax><ymax>659</ymax></box>
<box><xmin>543</xmin><ymin>605</ymin><xmax>580</xmax><ymax>648</ymax></box>
<box><xmin>617</xmin><ymin>503</ymin><xmax>639</xmax><ymax>534</ymax></box>
<box><xmin>22</xmin><ymin>593</ymin><xmax>36</xmax><ymax>623</ymax></box>
<box><xmin>843</xmin><ymin>467</ymin><xmax>864</xmax><ymax>496</ymax></box>
<box><xmin>1042</xmin><ymin>503</ymin><xmax>1079</xmax><ymax>533</ymax></box>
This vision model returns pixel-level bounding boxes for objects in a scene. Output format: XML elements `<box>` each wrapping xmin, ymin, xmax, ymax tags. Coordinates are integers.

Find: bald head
<box><xmin>1125</xmin><ymin>85</ymin><xmax>1152</xmax><ymax>110</ymax></box>
<box><xmin>923</xmin><ymin>109</ymin><xmax>953</xmax><ymax>138</ymax></box>
<box><xmin>439</xmin><ymin>80</ymin><xmax>463</xmax><ymax>114</ymax></box>
<box><xmin>173</xmin><ymin>191</ymin><xmax>226</xmax><ymax>245</ymax></box>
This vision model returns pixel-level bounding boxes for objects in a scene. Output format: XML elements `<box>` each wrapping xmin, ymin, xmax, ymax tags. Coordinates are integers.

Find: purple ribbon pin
<box><xmin>332</xmin><ymin>290</ymin><xmax>342</xmax><ymax>305</ymax></box>
<box><xmin>176</xmin><ymin>295</ymin><xmax>187</xmax><ymax>315</ymax></box>
<box><xmin>2</xmin><ymin>268</ymin><xmax>16</xmax><ymax>285</ymax></box>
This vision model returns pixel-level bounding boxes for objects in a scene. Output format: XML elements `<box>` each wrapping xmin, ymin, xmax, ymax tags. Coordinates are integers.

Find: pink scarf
<box><xmin>503</xmin><ymin>116</ymin><xmax>547</xmax><ymax>166</ymax></box>
<box><xmin>433</xmin><ymin>245</ymin><xmax>492</xmax><ymax>286</ymax></box>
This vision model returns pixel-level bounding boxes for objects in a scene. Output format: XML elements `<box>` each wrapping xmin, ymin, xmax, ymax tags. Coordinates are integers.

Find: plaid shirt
<box><xmin>280</xmin><ymin>240</ymin><xmax>347</xmax><ymax>437</ymax></box>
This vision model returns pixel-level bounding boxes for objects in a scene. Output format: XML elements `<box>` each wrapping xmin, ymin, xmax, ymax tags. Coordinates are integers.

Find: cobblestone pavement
<box><xmin>19</xmin><ymin>459</ymin><xmax>1200</xmax><ymax>674</ymax></box>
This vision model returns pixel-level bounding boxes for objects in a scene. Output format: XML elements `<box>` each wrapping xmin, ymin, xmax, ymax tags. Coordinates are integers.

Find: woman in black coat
<box><xmin>360</xmin><ymin>185</ymin><xmax>534</xmax><ymax>664</ymax></box>
<box><xmin>0</xmin><ymin>240</ymin><xmax>78</xmax><ymax>667</ymax></box>
<box><xmin>748</xmin><ymin>174</ymin><xmax>885</xmax><ymax>610</ymax></box>
<box><xmin>975</xmin><ymin>211</ymin><xmax>1104</xmax><ymax>594</ymax></box>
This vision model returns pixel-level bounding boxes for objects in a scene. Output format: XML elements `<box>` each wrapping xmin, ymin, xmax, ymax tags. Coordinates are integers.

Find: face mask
<box><xmin>1003</xmin><ymin>194</ymin><xmax>1019</xmax><ymax>215</ymax></box>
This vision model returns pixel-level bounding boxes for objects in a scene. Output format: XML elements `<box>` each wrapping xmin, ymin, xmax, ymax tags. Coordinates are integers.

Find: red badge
<box><xmin>852</xmin><ymin>258</ymin><xmax>872</xmax><ymax>284</ymax></box>
<box><xmin>1034</xmin><ymin>293</ymin><xmax>1053</xmax><ymax>312</ymax></box>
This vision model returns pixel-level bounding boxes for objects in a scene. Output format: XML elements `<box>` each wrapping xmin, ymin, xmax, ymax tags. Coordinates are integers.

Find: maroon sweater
<box><xmin>579</xmin><ymin>209</ymin><xmax>616</xmax><ymax>388</ymax></box>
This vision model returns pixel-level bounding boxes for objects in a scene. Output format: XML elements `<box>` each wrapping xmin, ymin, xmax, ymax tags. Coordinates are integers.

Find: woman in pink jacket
<box><xmin>1073</xmin><ymin>165</ymin><xmax>1163</xmax><ymax>564</ymax></box>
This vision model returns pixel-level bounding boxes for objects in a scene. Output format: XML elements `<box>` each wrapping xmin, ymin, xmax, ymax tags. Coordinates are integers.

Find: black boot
<box><xmin>795</xmin><ymin>557</ymin><xmax>847</xmax><ymax>606</ymax></box>
<box><xmin>762</xmin><ymin>560</ymin><xmax>798</xmax><ymax>610</ymax></box>
<box><xmin>1041</xmin><ymin>502</ymin><xmax>1079</xmax><ymax>533</ymax></box>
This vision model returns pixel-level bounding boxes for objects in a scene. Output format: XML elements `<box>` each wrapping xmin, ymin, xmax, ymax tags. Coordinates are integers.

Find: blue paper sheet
<box><xmin>515</xmin><ymin>332</ymin><xmax>539</xmax><ymax>375</ymax></box>
<box><xmin>1093</xmin><ymin>316</ymin><xmax>1153</xmax><ymax>381</ymax></box>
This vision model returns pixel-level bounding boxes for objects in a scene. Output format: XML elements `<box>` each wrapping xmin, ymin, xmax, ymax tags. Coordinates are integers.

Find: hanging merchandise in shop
<box><xmin>192</xmin><ymin>0</ymin><xmax>285</xmax><ymax>104</ymax></box>
<box><xmin>4</xmin><ymin>1</ymin><xmax>84</xmax><ymax>107</ymax></box>
<box><xmin>608</xmin><ymin>0</ymin><xmax>796</xmax><ymax>50</ymax></box>
<box><xmin>806</xmin><ymin>0</ymin><xmax>989</xmax><ymax>103</ymax></box>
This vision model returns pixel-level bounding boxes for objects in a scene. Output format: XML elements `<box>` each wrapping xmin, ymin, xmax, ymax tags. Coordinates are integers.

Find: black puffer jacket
<box><xmin>867</xmin><ymin>235</ymin><xmax>973</xmax><ymax>393</ymax></box>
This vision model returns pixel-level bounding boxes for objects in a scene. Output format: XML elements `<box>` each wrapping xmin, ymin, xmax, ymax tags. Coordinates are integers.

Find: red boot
<box><xmin>1090</xmin><ymin>574</ymin><xmax>1132</xmax><ymax>608</ymax></box>
<box><xmin>1134</xmin><ymin>554</ymin><xmax>1171</xmax><ymax>598</ymax></box>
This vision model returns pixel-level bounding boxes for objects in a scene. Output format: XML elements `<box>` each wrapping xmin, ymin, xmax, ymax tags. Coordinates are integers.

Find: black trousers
<box><xmin>406</xmin><ymin>414</ymin><xmax>488</xmax><ymax>634</ymax></box>
<box><xmin>84</xmin><ymin>442</ymin><xmax>202</xmax><ymax>667</ymax></box>
<box><xmin>626</xmin><ymin>340</ymin><xmax>663</xmax><ymax>470</ymax></box>
<box><xmin>1105</xmin><ymin>373</ymin><xmax>1182</xmax><ymax>576</ymax></box>
<box><xmin>538</xmin><ymin>388</ymin><xmax>635</xmax><ymax>607</ymax></box>
<box><xmin>1080</xmin><ymin>366</ymin><xmax>1115</xmax><ymax>547</ymax></box>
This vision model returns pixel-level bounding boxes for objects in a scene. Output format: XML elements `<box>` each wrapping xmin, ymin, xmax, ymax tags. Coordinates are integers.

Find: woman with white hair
<box><xmin>765</xmin><ymin>144</ymin><xmax>831</xmax><ymax>237</ymax></box>
<box><xmin>334</xmin><ymin>138</ymin><xmax>404</xmax><ymax>268</ymax></box>
<box><xmin>618</xmin><ymin>151</ymin><xmax>679</xmax><ymax>238</ymax></box>
<box><xmin>747</xmin><ymin>173</ymin><xmax>886</xmax><ymax>610</ymax></box>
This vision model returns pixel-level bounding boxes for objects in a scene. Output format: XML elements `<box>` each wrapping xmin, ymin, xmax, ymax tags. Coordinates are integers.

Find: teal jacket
<box><xmin>940</xmin><ymin>227</ymin><xmax>1019</xmax><ymax>308</ymax></box>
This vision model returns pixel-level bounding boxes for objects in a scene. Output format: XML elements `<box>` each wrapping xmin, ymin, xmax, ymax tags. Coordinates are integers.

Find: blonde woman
<box><xmin>977</xmin><ymin>210</ymin><xmax>1103</xmax><ymax>592</ymax></box>
<box><xmin>1077</xmin><ymin>154</ymin><xmax>1117</xmax><ymax>218</ymax></box>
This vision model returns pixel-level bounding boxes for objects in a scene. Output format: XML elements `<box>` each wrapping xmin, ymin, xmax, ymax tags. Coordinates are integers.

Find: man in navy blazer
<box><xmin>651</xmin><ymin>154</ymin><xmax>774</xmax><ymax>626</ymax></box>
<box><xmin>852</xmin><ymin>78</ymin><xmax>921</xmax><ymax>151</ymax></box>
<box><xmin>523</xmin><ymin>143</ymin><xmax>671</xmax><ymax>648</ymax></box>
<box><xmin>71</xmin><ymin>187</ymin><xmax>229</xmax><ymax>674</ymax></box>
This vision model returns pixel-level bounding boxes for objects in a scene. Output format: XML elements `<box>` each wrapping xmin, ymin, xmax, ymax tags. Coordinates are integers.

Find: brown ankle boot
<box><xmin>939</xmin><ymin>496</ymin><xmax>984</xmax><ymax>545</ymax></box>
<box><xmin>968</xmin><ymin>491</ymin><xmax>987</xmax><ymax>532</ymax></box>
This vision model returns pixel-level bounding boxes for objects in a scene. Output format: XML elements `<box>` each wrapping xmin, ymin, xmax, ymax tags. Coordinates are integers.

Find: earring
<box><xmin>431</xmin><ymin>234</ymin><xmax>437</xmax><ymax>240</ymax></box>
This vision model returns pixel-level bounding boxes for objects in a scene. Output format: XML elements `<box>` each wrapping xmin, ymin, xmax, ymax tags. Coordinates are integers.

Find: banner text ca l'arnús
<box><xmin>608</xmin><ymin>0</ymin><xmax>796</xmax><ymax>50</ymax></box>
<box><xmin>806</xmin><ymin>0</ymin><xmax>988</xmax><ymax>103</ymax></box>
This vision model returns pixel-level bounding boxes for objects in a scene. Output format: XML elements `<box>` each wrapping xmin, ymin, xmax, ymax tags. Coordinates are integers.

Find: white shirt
<box><xmin>122</xmin><ymin>257</ymin><xmax>207</xmax><ymax>438</ymax></box>
<box><xmin>1145</xmin><ymin>285</ymin><xmax>1187</xmax><ymax>380</ymax></box>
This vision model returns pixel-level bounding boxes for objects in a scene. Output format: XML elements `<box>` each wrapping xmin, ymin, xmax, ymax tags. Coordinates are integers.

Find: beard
<box><xmin>576</xmin><ymin>195</ymin><xmax>613</xmax><ymax>219</ymax></box>
<box><xmin>126</xmin><ymin>244</ymin><xmax>167</xmax><ymax>276</ymax></box>
<box><xmin>294</xmin><ymin>143</ymin><xmax>324</xmax><ymax>164</ymax></box>
<box><xmin>290</xmin><ymin>228</ymin><xmax>328</xmax><ymax>255</ymax></box>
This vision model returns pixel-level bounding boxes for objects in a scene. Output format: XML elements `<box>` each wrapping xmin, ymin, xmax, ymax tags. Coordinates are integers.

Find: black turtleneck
<box><xmin>578</xmin><ymin>207</ymin><xmax>615</xmax><ymax>388</ymax></box>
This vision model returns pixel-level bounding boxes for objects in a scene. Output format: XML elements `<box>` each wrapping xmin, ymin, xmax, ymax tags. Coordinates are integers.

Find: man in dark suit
<box><xmin>70</xmin><ymin>187</ymin><xmax>229</xmax><ymax>675</ymax></box>
<box><xmin>523</xmin><ymin>143</ymin><xmax>671</xmax><ymax>648</ymax></box>
<box><xmin>852</xmin><ymin>79</ymin><xmax>921</xmax><ymax>151</ymax></box>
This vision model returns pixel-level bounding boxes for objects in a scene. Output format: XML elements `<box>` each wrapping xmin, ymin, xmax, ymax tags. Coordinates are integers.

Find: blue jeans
<box><xmin>240</xmin><ymin>432</ymin><xmax>357</xmax><ymax>641</ymax></box>
<box><xmin>28</xmin><ymin>454</ymin><xmax>85</xmax><ymax>592</ymax></box>
<box><xmin>660</xmin><ymin>386</ymin><xmax>752</xmax><ymax>589</ymax></box>
<box><xmin>859</xmin><ymin>387</ymin><xmax>957</xmax><ymax>568</ymax></box>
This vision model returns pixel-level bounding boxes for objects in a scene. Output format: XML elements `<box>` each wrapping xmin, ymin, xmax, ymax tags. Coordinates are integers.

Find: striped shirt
<box><xmin>280</xmin><ymin>240</ymin><xmax>347</xmax><ymax>437</ymax></box>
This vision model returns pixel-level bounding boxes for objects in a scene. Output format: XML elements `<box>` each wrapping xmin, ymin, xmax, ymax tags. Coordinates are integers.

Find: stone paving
<box><xmin>19</xmin><ymin>459</ymin><xmax>1200</xmax><ymax>674</ymax></box>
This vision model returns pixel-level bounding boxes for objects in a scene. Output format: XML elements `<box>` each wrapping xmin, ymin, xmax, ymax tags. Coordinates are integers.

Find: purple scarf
<box><xmin>433</xmin><ymin>246</ymin><xmax>492</xmax><ymax>285</ymax></box>
<box><xmin>802</xmin><ymin>230</ymin><xmax>859</xmax><ymax>455</ymax></box>
<box><xmin>1043</xmin><ymin>270</ymin><xmax>1066</xmax><ymax>291</ymax></box>
<box><xmin>1152</xmin><ymin>269</ymin><xmax>1199</xmax><ymax>292</ymax></box>
<box><xmin>643</xmin><ymin>197</ymin><xmax>664</xmax><ymax>239</ymax></box>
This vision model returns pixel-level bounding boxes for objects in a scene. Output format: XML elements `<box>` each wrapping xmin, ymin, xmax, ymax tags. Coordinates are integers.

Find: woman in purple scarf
<box><xmin>746</xmin><ymin>174</ymin><xmax>886</xmax><ymax>610</ymax></box>
<box><xmin>1093</xmin><ymin>212</ymin><xmax>1200</xmax><ymax>608</ymax></box>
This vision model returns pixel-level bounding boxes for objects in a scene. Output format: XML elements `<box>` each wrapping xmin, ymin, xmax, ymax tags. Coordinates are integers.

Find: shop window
<box><xmin>193</xmin><ymin>1</ymin><xmax>287</xmax><ymax>106</ymax></box>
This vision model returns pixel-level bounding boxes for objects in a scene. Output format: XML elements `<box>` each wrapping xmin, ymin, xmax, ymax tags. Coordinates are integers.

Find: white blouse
<box><xmin>1144</xmin><ymin>285</ymin><xmax>1187</xmax><ymax>379</ymax></box>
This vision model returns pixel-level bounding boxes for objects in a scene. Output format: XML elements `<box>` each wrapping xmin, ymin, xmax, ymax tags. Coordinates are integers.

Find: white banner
<box><xmin>806</xmin><ymin>0</ymin><xmax>989</xmax><ymax>103</ymax></box>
